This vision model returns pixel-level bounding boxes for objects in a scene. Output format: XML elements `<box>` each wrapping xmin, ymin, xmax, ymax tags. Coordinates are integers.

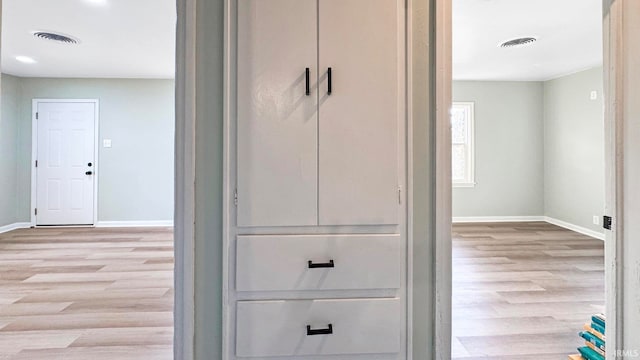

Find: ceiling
<box><xmin>1</xmin><ymin>0</ymin><xmax>601</xmax><ymax>81</ymax></box>
<box><xmin>1</xmin><ymin>0</ymin><xmax>176</xmax><ymax>79</ymax></box>
<box><xmin>454</xmin><ymin>0</ymin><xmax>603</xmax><ymax>81</ymax></box>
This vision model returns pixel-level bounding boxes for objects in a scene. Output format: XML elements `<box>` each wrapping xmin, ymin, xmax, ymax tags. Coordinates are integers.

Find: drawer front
<box><xmin>236</xmin><ymin>298</ymin><xmax>401</xmax><ymax>357</ymax></box>
<box><xmin>236</xmin><ymin>234</ymin><xmax>401</xmax><ymax>292</ymax></box>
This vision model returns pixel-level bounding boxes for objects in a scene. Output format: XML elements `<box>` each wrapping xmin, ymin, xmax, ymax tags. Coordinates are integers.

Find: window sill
<box><xmin>453</xmin><ymin>183</ymin><xmax>476</xmax><ymax>188</ymax></box>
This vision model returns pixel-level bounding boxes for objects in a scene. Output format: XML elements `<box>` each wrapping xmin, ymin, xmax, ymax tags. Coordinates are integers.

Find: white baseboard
<box><xmin>95</xmin><ymin>220</ymin><xmax>174</xmax><ymax>228</ymax></box>
<box><xmin>0</xmin><ymin>222</ymin><xmax>32</xmax><ymax>234</ymax></box>
<box><xmin>544</xmin><ymin>217</ymin><xmax>605</xmax><ymax>241</ymax></box>
<box><xmin>452</xmin><ymin>216</ymin><xmax>545</xmax><ymax>223</ymax></box>
<box><xmin>452</xmin><ymin>215</ymin><xmax>605</xmax><ymax>240</ymax></box>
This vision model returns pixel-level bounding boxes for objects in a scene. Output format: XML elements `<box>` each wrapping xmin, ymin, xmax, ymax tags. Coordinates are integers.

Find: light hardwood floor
<box><xmin>0</xmin><ymin>227</ymin><xmax>174</xmax><ymax>360</ymax></box>
<box><xmin>0</xmin><ymin>224</ymin><xmax>603</xmax><ymax>359</ymax></box>
<box><xmin>452</xmin><ymin>222</ymin><xmax>605</xmax><ymax>359</ymax></box>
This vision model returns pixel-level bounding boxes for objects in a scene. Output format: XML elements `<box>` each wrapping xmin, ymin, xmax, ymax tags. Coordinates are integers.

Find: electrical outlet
<box><xmin>103</xmin><ymin>139</ymin><xmax>112</xmax><ymax>148</ymax></box>
<box><xmin>593</xmin><ymin>216</ymin><xmax>600</xmax><ymax>225</ymax></box>
<box><xmin>590</xmin><ymin>91</ymin><xmax>598</xmax><ymax>100</ymax></box>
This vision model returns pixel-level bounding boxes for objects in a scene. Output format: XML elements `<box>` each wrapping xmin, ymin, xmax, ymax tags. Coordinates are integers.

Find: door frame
<box><xmin>436</xmin><ymin>1</ymin><xmax>623</xmax><ymax>359</ymax></box>
<box><xmin>30</xmin><ymin>99</ymin><xmax>100</xmax><ymax>227</ymax></box>
<box><xmin>173</xmin><ymin>0</ymin><xmax>197</xmax><ymax>357</ymax></box>
<box><xmin>602</xmin><ymin>0</ymin><xmax>624</xmax><ymax>356</ymax></box>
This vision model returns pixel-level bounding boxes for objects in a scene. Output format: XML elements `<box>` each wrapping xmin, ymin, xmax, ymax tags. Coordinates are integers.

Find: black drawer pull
<box><xmin>305</xmin><ymin>68</ymin><xmax>310</xmax><ymax>96</ymax></box>
<box><xmin>307</xmin><ymin>324</ymin><xmax>333</xmax><ymax>336</ymax></box>
<box><xmin>308</xmin><ymin>260</ymin><xmax>334</xmax><ymax>269</ymax></box>
<box><xmin>327</xmin><ymin>67</ymin><xmax>332</xmax><ymax>95</ymax></box>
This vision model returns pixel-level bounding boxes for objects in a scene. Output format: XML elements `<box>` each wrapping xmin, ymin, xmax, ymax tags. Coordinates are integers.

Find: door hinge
<box><xmin>36</xmin><ymin>112</ymin><xmax>39</xmax><ymax>120</ymax></box>
<box><xmin>35</xmin><ymin>160</ymin><xmax>38</xmax><ymax>168</ymax></box>
<box><xmin>603</xmin><ymin>216</ymin><xmax>613</xmax><ymax>230</ymax></box>
<box><xmin>34</xmin><ymin>208</ymin><xmax>38</xmax><ymax>216</ymax></box>
<box><xmin>234</xmin><ymin>189</ymin><xmax>238</xmax><ymax>206</ymax></box>
<box><xmin>398</xmin><ymin>187</ymin><xmax>402</xmax><ymax>204</ymax></box>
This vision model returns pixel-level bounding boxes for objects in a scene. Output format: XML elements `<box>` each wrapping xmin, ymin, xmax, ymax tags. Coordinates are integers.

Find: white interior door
<box><xmin>318</xmin><ymin>0</ymin><xmax>400</xmax><ymax>225</ymax></box>
<box><xmin>36</xmin><ymin>101</ymin><xmax>96</xmax><ymax>225</ymax></box>
<box><xmin>236</xmin><ymin>0</ymin><xmax>318</xmax><ymax>227</ymax></box>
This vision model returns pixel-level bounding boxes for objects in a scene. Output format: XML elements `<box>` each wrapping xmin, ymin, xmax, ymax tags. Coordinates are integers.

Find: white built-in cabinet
<box><xmin>237</xmin><ymin>0</ymin><xmax>400</xmax><ymax>227</ymax></box>
<box><xmin>228</xmin><ymin>0</ymin><xmax>406</xmax><ymax>358</ymax></box>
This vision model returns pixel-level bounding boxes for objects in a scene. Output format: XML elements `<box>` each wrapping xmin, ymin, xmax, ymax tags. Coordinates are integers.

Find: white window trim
<box><xmin>451</xmin><ymin>101</ymin><xmax>476</xmax><ymax>188</ymax></box>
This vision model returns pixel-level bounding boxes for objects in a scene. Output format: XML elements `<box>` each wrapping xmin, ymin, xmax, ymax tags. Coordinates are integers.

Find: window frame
<box><xmin>451</xmin><ymin>101</ymin><xmax>476</xmax><ymax>188</ymax></box>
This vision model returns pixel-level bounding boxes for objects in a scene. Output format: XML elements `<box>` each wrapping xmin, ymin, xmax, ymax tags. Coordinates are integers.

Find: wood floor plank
<box><xmin>24</xmin><ymin>270</ymin><xmax>173</xmax><ymax>283</ymax></box>
<box><xmin>11</xmin><ymin>345</ymin><xmax>173</xmax><ymax>360</ymax></box>
<box><xmin>0</xmin><ymin>330</ymin><xmax>82</xmax><ymax>353</ymax></box>
<box><xmin>457</xmin><ymin>333</ymin><xmax>583</xmax><ymax>357</ymax></box>
<box><xmin>69</xmin><ymin>327</ymin><xmax>173</xmax><ymax>347</ymax></box>
<box><xmin>0</xmin><ymin>302</ymin><xmax>72</xmax><ymax>316</ymax></box>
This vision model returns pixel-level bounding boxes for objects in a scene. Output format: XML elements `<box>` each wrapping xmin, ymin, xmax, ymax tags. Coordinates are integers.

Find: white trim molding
<box><xmin>452</xmin><ymin>216</ymin><xmax>605</xmax><ymax>240</ymax></box>
<box><xmin>174</xmin><ymin>0</ymin><xmax>196</xmax><ymax>358</ymax></box>
<box><xmin>434</xmin><ymin>0</ymin><xmax>453</xmax><ymax>358</ymax></box>
<box><xmin>96</xmin><ymin>220</ymin><xmax>174</xmax><ymax>228</ymax></box>
<box><xmin>440</xmin><ymin>2</ymin><xmax>623</xmax><ymax>358</ymax></box>
<box><xmin>453</xmin><ymin>216</ymin><xmax>545</xmax><ymax>223</ymax></box>
<box><xmin>544</xmin><ymin>217</ymin><xmax>606</xmax><ymax>241</ymax></box>
<box><xmin>0</xmin><ymin>222</ymin><xmax>32</xmax><ymax>234</ymax></box>
<box><xmin>603</xmin><ymin>1</ymin><xmax>626</xmax><ymax>355</ymax></box>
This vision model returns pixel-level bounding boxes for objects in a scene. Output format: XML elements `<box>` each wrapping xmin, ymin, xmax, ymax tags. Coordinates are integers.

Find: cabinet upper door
<box><xmin>237</xmin><ymin>0</ymin><xmax>319</xmax><ymax>227</ymax></box>
<box><xmin>318</xmin><ymin>0</ymin><xmax>401</xmax><ymax>225</ymax></box>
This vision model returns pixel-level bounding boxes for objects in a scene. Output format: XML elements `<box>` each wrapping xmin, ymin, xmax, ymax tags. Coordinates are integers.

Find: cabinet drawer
<box><xmin>236</xmin><ymin>234</ymin><xmax>401</xmax><ymax>292</ymax></box>
<box><xmin>236</xmin><ymin>298</ymin><xmax>401</xmax><ymax>357</ymax></box>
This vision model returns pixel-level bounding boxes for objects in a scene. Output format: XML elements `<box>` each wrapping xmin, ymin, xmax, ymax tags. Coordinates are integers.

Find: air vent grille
<box><xmin>500</xmin><ymin>37</ymin><xmax>537</xmax><ymax>48</ymax></box>
<box><xmin>32</xmin><ymin>31</ymin><xmax>79</xmax><ymax>45</ymax></box>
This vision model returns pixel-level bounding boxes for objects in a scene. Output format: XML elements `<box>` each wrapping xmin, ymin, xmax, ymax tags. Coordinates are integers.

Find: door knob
<box><xmin>85</xmin><ymin>171</ymin><xmax>93</xmax><ymax>175</ymax></box>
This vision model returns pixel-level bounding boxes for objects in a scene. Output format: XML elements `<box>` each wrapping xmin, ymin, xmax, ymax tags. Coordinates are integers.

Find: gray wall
<box><xmin>544</xmin><ymin>67</ymin><xmax>605</xmax><ymax>233</ymax></box>
<box><xmin>9</xmin><ymin>77</ymin><xmax>175</xmax><ymax>223</ymax></box>
<box><xmin>0</xmin><ymin>74</ymin><xmax>21</xmax><ymax>227</ymax></box>
<box><xmin>193</xmin><ymin>0</ymin><xmax>224</xmax><ymax>357</ymax></box>
<box><xmin>453</xmin><ymin>69</ymin><xmax>606</xmax><ymax>236</ymax></box>
<box><xmin>452</xmin><ymin>81</ymin><xmax>545</xmax><ymax>218</ymax></box>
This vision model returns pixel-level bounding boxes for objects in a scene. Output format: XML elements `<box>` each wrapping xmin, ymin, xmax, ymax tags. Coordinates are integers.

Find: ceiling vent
<box><xmin>499</xmin><ymin>37</ymin><xmax>537</xmax><ymax>48</ymax></box>
<box><xmin>32</xmin><ymin>31</ymin><xmax>80</xmax><ymax>45</ymax></box>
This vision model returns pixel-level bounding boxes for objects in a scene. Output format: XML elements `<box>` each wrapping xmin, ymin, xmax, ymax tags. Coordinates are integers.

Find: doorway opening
<box><xmin>450</xmin><ymin>0</ymin><xmax>607</xmax><ymax>358</ymax></box>
<box><xmin>0</xmin><ymin>0</ymin><xmax>177</xmax><ymax>358</ymax></box>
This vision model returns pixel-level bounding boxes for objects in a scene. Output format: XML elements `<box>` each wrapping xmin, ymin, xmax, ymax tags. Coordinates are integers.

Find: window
<box><xmin>451</xmin><ymin>102</ymin><xmax>475</xmax><ymax>187</ymax></box>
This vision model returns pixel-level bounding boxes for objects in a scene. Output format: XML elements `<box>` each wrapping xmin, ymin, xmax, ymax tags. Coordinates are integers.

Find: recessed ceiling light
<box><xmin>84</xmin><ymin>0</ymin><xmax>108</xmax><ymax>5</ymax></box>
<box><xmin>499</xmin><ymin>37</ymin><xmax>537</xmax><ymax>48</ymax></box>
<box><xmin>16</xmin><ymin>56</ymin><xmax>37</xmax><ymax>64</ymax></box>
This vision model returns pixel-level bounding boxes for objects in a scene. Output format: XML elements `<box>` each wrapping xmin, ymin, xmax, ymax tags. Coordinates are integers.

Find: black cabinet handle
<box><xmin>305</xmin><ymin>68</ymin><xmax>310</xmax><ymax>96</ymax></box>
<box><xmin>327</xmin><ymin>67</ymin><xmax>332</xmax><ymax>95</ymax></box>
<box><xmin>308</xmin><ymin>260</ymin><xmax>334</xmax><ymax>269</ymax></box>
<box><xmin>85</xmin><ymin>171</ymin><xmax>93</xmax><ymax>175</ymax></box>
<box><xmin>307</xmin><ymin>324</ymin><xmax>333</xmax><ymax>336</ymax></box>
